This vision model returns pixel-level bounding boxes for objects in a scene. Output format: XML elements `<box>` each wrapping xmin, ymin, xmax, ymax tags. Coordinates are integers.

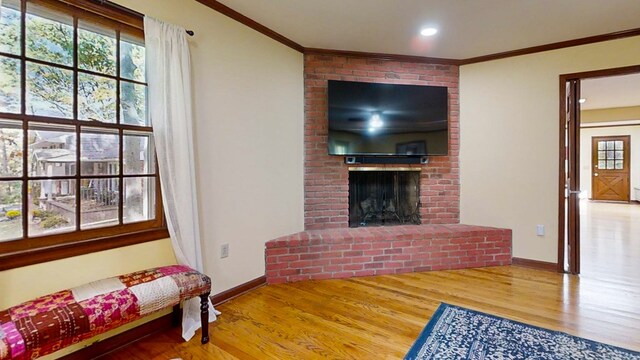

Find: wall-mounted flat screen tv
<box><xmin>327</xmin><ymin>80</ymin><xmax>448</xmax><ymax>156</ymax></box>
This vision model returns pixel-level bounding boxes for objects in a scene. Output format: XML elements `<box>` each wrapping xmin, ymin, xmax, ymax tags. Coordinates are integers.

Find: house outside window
<box><xmin>0</xmin><ymin>0</ymin><xmax>165</xmax><ymax>269</ymax></box>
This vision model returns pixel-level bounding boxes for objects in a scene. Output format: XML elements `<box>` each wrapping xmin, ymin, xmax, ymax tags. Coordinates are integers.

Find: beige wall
<box><xmin>582</xmin><ymin>106</ymin><xmax>640</xmax><ymax>123</ymax></box>
<box><xmin>0</xmin><ymin>1</ymin><xmax>303</xmax><ymax>356</ymax></box>
<box><xmin>112</xmin><ymin>0</ymin><xmax>304</xmax><ymax>293</ymax></box>
<box><xmin>580</xmin><ymin>125</ymin><xmax>640</xmax><ymax>201</ymax></box>
<box><xmin>459</xmin><ymin>36</ymin><xmax>640</xmax><ymax>263</ymax></box>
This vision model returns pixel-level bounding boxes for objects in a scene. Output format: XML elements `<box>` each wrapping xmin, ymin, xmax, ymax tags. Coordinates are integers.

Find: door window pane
<box><xmin>0</xmin><ymin>181</ymin><xmax>22</xmax><ymax>241</ymax></box>
<box><xmin>614</xmin><ymin>151</ymin><xmax>623</xmax><ymax>160</ymax></box>
<box><xmin>615</xmin><ymin>141</ymin><xmax>623</xmax><ymax>150</ymax></box>
<box><xmin>606</xmin><ymin>141</ymin><xmax>614</xmax><ymax>150</ymax></box>
<box><xmin>0</xmin><ymin>0</ymin><xmax>21</xmax><ymax>55</ymax></box>
<box><xmin>614</xmin><ymin>160</ymin><xmax>623</xmax><ymax>170</ymax></box>
<box><xmin>0</xmin><ymin>120</ymin><xmax>22</xmax><ymax>177</ymax></box>
<box><xmin>29</xmin><ymin>123</ymin><xmax>77</xmax><ymax>177</ymax></box>
<box><xmin>597</xmin><ymin>142</ymin><xmax>605</xmax><ymax>150</ymax></box>
<box><xmin>598</xmin><ymin>160</ymin><xmax>606</xmax><ymax>169</ymax></box>
<box><xmin>78</xmin><ymin>21</ymin><xmax>116</xmax><ymax>75</ymax></box>
<box><xmin>124</xmin><ymin>177</ymin><xmax>155</xmax><ymax>223</ymax></box>
<box><xmin>80</xmin><ymin>129</ymin><xmax>119</xmax><ymax>175</ymax></box>
<box><xmin>78</xmin><ymin>73</ymin><xmax>117</xmax><ymax>123</ymax></box>
<box><xmin>598</xmin><ymin>151</ymin><xmax>605</xmax><ymax>160</ymax></box>
<box><xmin>28</xmin><ymin>179</ymin><xmax>76</xmax><ymax>236</ymax></box>
<box><xmin>606</xmin><ymin>160</ymin><xmax>614</xmax><ymax>169</ymax></box>
<box><xmin>0</xmin><ymin>56</ymin><xmax>21</xmax><ymax>113</ymax></box>
<box><xmin>26</xmin><ymin>8</ymin><xmax>73</xmax><ymax>66</ymax></box>
<box><xmin>81</xmin><ymin>178</ymin><xmax>119</xmax><ymax>229</ymax></box>
<box><xmin>26</xmin><ymin>62</ymin><xmax>74</xmax><ymax>118</ymax></box>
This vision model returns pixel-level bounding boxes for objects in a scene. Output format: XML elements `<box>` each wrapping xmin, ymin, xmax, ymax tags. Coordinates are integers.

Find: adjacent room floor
<box><xmin>580</xmin><ymin>200</ymin><xmax>640</xmax><ymax>283</ymax></box>
<box><xmin>103</xmin><ymin>265</ymin><xmax>640</xmax><ymax>359</ymax></box>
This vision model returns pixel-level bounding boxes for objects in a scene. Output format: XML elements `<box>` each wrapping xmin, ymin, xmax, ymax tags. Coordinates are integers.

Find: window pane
<box><xmin>80</xmin><ymin>129</ymin><xmax>119</xmax><ymax>176</ymax></box>
<box><xmin>614</xmin><ymin>151</ymin><xmax>623</xmax><ymax>160</ymax></box>
<box><xmin>598</xmin><ymin>151</ymin><xmax>605</xmax><ymax>160</ymax></box>
<box><xmin>606</xmin><ymin>141</ymin><xmax>614</xmax><ymax>150</ymax></box>
<box><xmin>26</xmin><ymin>8</ymin><xmax>73</xmax><ymax>66</ymax></box>
<box><xmin>124</xmin><ymin>177</ymin><xmax>155</xmax><ymax>224</ymax></box>
<box><xmin>29</xmin><ymin>123</ymin><xmax>76</xmax><ymax>177</ymax></box>
<box><xmin>120</xmin><ymin>35</ymin><xmax>145</xmax><ymax>82</ymax></box>
<box><xmin>598</xmin><ymin>160</ymin><xmax>606</xmax><ymax>169</ymax></box>
<box><xmin>0</xmin><ymin>56</ymin><xmax>21</xmax><ymax>113</ymax></box>
<box><xmin>0</xmin><ymin>180</ymin><xmax>22</xmax><ymax>241</ymax></box>
<box><xmin>606</xmin><ymin>151</ymin><xmax>614</xmax><ymax>160</ymax></box>
<box><xmin>615</xmin><ymin>141</ymin><xmax>623</xmax><ymax>150</ymax></box>
<box><xmin>597</xmin><ymin>142</ymin><xmax>605</xmax><ymax>150</ymax></box>
<box><xmin>78</xmin><ymin>22</ymin><xmax>116</xmax><ymax>75</ymax></box>
<box><xmin>614</xmin><ymin>160</ymin><xmax>623</xmax><ymax>170</ymax></box>
<box><xmin>0</xmin><ymin>120</ymin><xmax>22</xmax><ymax>177</ymax></box>
<box><xmin>121</xmin><ymin>82</ymin><xmax>148</xmax><ymax>126</ymax></box>
<box><xmin>26</xmin><ymin>62</ymin><xmax>73</xmax><ymax>118</ymax></box>
<box><xmin>28</xmin><ymin>179</ymin><xmax>75</xmax><ymax>237</ymax></box>
<box><xmin>124</xmin><ymin>132</ymin><xmax>155</xmax><ymax>175</ymax></box>
<box><xmin>78</xmin><ymin>73</ymin><xmax>116</xmax><ymax>123</ymax></box>
<box><xmin>0</xmin><ymin>0</ymin><xmax>21</xmax><ymax>55</ymax></box>
<box><xmin>606</xmin><ymin>160</ymin><xmax>614</xmax><ymax>169</ymax></box>
<box><xmin>81</xmin><ymin>178</ymin><xmax>119</xmax><ymax>229</ymax></box>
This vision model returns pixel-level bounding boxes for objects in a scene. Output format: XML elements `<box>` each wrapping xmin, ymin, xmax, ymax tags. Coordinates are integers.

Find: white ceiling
<box><xmin>581</xmin><ymin>73</ymin><xmax>640</xmax><ymax>110</ymax></box>
<box><xmin>217</xmin><ymin>0</ymin><xmax>640</xmax><ymax>59</ymax></box>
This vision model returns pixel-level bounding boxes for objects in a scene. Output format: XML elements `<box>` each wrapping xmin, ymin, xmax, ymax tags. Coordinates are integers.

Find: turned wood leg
<box><xmin>172</xmin><ymin>304</ymin><xmax>181</xmax><ymax>327</ymax></box>
<box><xmin>200</xmin><ymin>293</ymin><xmax>210</xmax><ymax>344</ymax></box>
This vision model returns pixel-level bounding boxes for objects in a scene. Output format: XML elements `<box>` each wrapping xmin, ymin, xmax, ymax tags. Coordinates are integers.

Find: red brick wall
<box><xmin>265</xmin><ymin>225</ymin><xmax>512</xmax><ymax>284</ymax></box>
<box><xmin>304</xmin><ymin>54</ymin><xmax>460</xmax><ymax>230</ymax></box>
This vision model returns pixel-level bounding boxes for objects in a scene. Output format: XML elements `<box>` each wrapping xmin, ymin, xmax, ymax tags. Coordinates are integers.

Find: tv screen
<box><xmin>327</xmin><ymin>80</ymin><xmax>448</xmax><ymax>156</ymax></box>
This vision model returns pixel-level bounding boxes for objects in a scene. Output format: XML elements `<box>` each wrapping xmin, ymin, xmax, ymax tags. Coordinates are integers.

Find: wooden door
<box><xmin>564</xmin><ymin>79</ymin><xmax>581</xmax><ymax>274</ymax></box>
<box><xmin>591</xmin><ymin>136</ymin><xmax>631</xmax><ymax>202</ymax></box>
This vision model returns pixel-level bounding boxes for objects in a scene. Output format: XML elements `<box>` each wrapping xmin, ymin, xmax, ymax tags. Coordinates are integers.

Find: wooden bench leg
<box><xmin>172</xmin><ymin>304</ymin><xmax>181</xmax><ymax>327</ymax></box>
<box><xmin>200</xmin><ymin>293</ymin><xmax>210</xmax><ymax>344</ymax></box>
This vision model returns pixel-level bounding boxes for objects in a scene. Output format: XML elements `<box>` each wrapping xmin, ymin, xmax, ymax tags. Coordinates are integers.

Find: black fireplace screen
<box><xmin>348</xmin><ymin>171</ymin><xmax>420</xmax><ymax>227</ymax></box>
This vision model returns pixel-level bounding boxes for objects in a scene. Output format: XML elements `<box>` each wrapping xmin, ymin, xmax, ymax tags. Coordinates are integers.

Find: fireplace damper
<box><xmin>348</xmin><ymin>169</ymin><xmax>420</xmax><ymax>227</ymax></box>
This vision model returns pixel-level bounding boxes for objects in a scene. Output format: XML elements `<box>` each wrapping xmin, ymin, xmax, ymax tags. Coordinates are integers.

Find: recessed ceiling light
<box><xmin>579</xmin><ymin>98</ymin><xmax>587</xmax><ymax>103</ymax></box>
<box><xmin>420</xmin><ymin>28</ymin><xmax>438</xmax><ymax>37</ymax></box>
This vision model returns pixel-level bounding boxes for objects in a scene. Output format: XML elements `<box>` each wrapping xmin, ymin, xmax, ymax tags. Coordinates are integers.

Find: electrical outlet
<box><xmin>221</xmin><ymin>244</ymin><xmax>229</xmax><ymax>258</ymax></box>
<box><xmin>536</xmin><ymin>225</ymin><xmax>545</xmax><ymax>236</ymax></box>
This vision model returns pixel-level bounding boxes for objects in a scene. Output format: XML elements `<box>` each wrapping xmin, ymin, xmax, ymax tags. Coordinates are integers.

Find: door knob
<box><xmin>594</xmin><ymin>173</ymin><xmax>598</xmax><ymax>177</ymax></box>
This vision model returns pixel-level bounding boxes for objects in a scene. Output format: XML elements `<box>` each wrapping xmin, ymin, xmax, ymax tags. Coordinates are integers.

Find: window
<box><xmin>0</xmin><ymin>0</ymin><xmax>165</xmax><ymax>268</ymax></box>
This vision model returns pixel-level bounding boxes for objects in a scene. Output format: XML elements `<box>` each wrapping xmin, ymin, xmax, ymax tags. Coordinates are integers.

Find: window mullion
<box><xmin>116</xmin><ymin>29</ymin><xmax>124</xmax><ymax>225</ymax></box>
<box><xmin>20</xmin><ymin>0</ymin><xmax>28</xmax><ymax>239</ymax></box>
<box><xmin>73</xmin><ymin>14</ymin><xmax>81</xmax><ymax>231</ymax></box>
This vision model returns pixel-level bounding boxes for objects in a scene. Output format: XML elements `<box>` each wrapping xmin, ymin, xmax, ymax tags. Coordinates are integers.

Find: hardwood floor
<box><xmin>104</xmin><ymin>266</ymin><xmax>640</xmax><ymax>359</ymax></box>
<box><xmin>580</xmin><ymin>200</ymin><xmax>640</xmax><ymax>283</ymax></box>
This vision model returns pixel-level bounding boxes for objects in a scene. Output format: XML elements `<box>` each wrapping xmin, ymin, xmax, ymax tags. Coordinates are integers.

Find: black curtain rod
<box><xmin>96</xmin><ymin>0</ymin><xmax>195</xmax><ymax>36</ymax></box>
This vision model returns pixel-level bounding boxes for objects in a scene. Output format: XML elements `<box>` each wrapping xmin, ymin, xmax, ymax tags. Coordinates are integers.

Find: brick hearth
<box><xmin>266</xmin><ymin>225</ymin><xmax>512</xmax><ymax>284</ymax></box>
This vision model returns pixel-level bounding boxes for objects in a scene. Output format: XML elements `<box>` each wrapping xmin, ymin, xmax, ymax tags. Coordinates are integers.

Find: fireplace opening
<box><xmin>348</xmin><ymin>170</ymin><xmax>420</xmax><ymax>227</ymax></box>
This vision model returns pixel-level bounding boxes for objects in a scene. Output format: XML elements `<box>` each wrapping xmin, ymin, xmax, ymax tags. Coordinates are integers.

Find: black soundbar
<box><xmin>344</xmin><ymin>156</ymin><xmax>428</xmax><ymax>165</ymax></box>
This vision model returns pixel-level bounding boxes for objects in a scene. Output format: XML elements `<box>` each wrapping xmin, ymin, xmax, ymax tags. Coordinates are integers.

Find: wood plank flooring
<box><xmin>581</xmin><ymin>201</ymin><xmax>640</xmax><ymax>282</ymax></box>
<box><xmin>103</xmin><ymin>265</ymin><xmax>640</xmax><ymax>359</ymax></box>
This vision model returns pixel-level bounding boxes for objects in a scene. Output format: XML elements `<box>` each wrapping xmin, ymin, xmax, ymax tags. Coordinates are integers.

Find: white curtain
<box><xmin>144</xmin><ymin>16</ymin><xmax>219</xmax><ymax>342</ymax></box>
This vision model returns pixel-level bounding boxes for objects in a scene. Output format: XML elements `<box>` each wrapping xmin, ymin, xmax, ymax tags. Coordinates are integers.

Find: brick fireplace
<box><xmin>304</xmin><ymin>53</ymin><xmax>460</xmax><ymax>229</ymax></box>
<box><xmin>265</xmin><ymin>53</ymin><xmax>511</xmax><ymax>284</ymax></box>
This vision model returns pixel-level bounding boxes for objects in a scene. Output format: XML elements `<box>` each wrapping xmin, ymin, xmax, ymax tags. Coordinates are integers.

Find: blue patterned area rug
<box><xmin>405</xmin><ymin>303</ymin><xmax>640</xmax><ymax>360</ymax></box>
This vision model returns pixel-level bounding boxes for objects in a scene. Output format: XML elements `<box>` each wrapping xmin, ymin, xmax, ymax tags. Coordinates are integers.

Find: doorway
<box><xmin>558</xmin><ymin>65</ymin><xmax>640</xmax><ymax>275</ymax></box>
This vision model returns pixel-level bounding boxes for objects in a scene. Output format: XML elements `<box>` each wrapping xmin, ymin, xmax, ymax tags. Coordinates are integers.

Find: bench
<box><xmin>0</xmin><ymin>265</ymin><xmax>211</xmax><ymax>359</ymax></box>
